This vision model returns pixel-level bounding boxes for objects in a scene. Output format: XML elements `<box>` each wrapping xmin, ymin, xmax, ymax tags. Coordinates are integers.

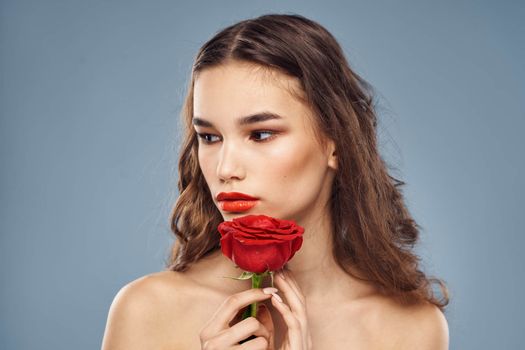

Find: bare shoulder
<box><xmin>101</xmin><ymin>270</ymin><xmax>201</xmax><ymax>350</ymax></box>
<box><xmin>372</xmin><ymin>297</ymin><xmax>449</xmax><ymax>350</ymax></box>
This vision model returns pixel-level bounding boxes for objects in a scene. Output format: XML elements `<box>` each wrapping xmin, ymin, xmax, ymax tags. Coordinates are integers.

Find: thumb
<box><xmin>257</xmin><ymin>303</ymin><xmax>275</xmax><ymax>349</ymax></box>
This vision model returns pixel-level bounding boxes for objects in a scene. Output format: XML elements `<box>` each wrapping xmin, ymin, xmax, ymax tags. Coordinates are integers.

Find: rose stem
<box><xmin>250</xmin><ymin>273</ymin><xmax>263</xmax><ymax>318</ymax></box>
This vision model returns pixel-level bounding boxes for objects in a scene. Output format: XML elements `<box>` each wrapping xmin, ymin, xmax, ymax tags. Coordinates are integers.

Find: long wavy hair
<box><xmin>167</xmin><ymin>13</ymin><xmax>449</xmax><ymax>312</ymax></box>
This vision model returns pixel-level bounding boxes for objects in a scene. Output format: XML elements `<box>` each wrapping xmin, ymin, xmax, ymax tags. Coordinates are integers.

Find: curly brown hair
<box><xmin>167</xmin><ymin>13</ymin><xmax>450</xmax><ymax>313</ymax></box>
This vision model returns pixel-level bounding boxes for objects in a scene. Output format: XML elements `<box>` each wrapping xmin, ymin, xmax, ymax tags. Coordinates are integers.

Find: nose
<box><xmin>216</xmin><ymin>140</ymin><xmax>245</xmax><ymax>182</ymax></box>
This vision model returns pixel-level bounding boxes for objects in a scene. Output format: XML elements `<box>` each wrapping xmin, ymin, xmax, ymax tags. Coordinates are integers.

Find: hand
<box><xmin>270</xmin><ymin>268</ymin><xmax>313</xmax><ymax>350</ymax></box>
<box><xmin>199</xmin><ymin>287</ymin><xmax>275</xmax><ymax>349</ymax></box>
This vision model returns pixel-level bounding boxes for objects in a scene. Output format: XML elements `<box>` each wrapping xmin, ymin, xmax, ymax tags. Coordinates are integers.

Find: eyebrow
<box><xmin>192</xmin><ymin>111</ymin><xmax>283</xmax><ymax>128</ymax></box>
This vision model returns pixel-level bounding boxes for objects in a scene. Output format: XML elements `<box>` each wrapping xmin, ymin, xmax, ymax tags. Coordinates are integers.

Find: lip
<box><xmin>219</xmin><ymin>200</ymin><xmax>258</xmax><ymax>212</ymax></box>
<box><xmin>216</xmin><ymin>192</ymin><xmax>259</xmax><ymax>212</ymax></box>
<box><xmin>216</xmin><ymin>192</ymin><xmax>259</xmax><ymax>201</ymax></box>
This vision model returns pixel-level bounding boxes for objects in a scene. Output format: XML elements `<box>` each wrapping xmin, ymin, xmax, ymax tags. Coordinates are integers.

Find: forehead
<box><xmin>193</xmin><ymin>61</ymin><xmax>309</xmax><ymax>125</ymax></box>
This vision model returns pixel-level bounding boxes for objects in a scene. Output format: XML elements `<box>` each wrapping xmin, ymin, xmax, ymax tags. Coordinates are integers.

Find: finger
<box><xmin>231</xmin><ymin>336</ymin><xmax>269</xmax><ymax>349</ymax></box>
<box><xmin>277</xmin><ymin>268</ymin><xmax>304</xmax><ymax>304</ymax></box>
<box><xmin>280</xmin><ymin>268</ymin><xmax>304</xmax><ymax>304</ymax></box>
<box><xmin>215</xmin><ymin>316</ymin><xmax>270</xmax><ymax>346</ymax></box>
<box><xmin>274</xmin><ymin>271</ymin><xmax>307</xmax><ymax>320</ymax></box>
<box><xmin>228</xmin><ymin>308</ymin><xmax>244</xmax><ymax>328</ymax></box>
<box><xmin>257</xmin><ymin>303</ymin><xmax>274</xmax><ymax>333</ymax></box>
<box><xmin>270</xmin><ymin>294</ymin><xmax>303</xmax><ymax>349</ymax></box>
<box><xmin>207</xmin><ymin>288</ymin><xmax>275</xmax><ymax>334</ymax></box>
<box><xmin>257</xmin><ymin>304</ymin><xmax>275</xmax><ymax>350</ymax></box>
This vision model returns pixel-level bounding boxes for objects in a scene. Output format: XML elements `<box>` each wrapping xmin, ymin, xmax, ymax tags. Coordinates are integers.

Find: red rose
<box><xmin>218</xmin><ymin>214</ymin><xmax>304</xmax><ymax>273</ymax></box>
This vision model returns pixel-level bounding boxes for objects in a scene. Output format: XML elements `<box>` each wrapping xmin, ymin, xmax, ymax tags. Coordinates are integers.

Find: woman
<box><xmin>102</xmin><ymin>13</ymin><xmax>450</xmax><ymax>349</ymax></box>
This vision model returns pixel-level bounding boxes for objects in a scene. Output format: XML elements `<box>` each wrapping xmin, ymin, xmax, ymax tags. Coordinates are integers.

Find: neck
<box><xmin>283</xmin><ymin>209</ymin><xmax>345</xmax><ymax>299</ymax></box>
<box><xmin>282</xmin><ymin>208</ymin><xmax>377</xmax><ymax>303</ymax></box>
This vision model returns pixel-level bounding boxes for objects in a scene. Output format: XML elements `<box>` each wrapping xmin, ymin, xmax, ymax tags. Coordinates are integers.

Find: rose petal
<box><xmin>217</xmin><ymin>214</ymin><xmax>304</xmax><ymax>273</ymax></box>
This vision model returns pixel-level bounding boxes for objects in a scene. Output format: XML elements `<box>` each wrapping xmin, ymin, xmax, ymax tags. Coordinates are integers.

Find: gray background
<box><xmin>1</xmin><ymin>0</ymin><xmax>523</xmax><ymax>349</ymax></box>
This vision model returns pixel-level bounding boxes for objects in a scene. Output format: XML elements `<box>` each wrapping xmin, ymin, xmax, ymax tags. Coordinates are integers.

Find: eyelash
<box><xmin>196</xmin><ymin>130</ymin><xmax>277</xmax><ymax>145</ymax></box>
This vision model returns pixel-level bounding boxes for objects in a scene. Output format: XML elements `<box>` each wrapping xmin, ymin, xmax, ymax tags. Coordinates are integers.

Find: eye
<box><xmin>250</xmin><ymin>130</ymin><xmax>277</xmax><ymax>142</ymax></box>
<box><xmin>196</xmin><ymin>133</ymin><xmax>221</xmax><ymax>144</ymax></box>
<box><xmin>196</xmin><ymin>130</ymin><xmax>278</xmax><ymax>145</ymax></box>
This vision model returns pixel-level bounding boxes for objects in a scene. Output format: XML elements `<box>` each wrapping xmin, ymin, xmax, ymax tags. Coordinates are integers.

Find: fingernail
<box><xmin>262</xmin><ymin>287</ymin><xmax>278</xmax><ymax>295</ymax></box>
<box><xmin>271</xmin><ymin>292</ymin><xmax>283</xmax><ymax>303</ymax></box>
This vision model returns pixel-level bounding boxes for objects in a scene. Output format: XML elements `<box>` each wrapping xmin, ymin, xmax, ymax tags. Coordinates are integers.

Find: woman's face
<box><xmin>193</xmin><ymin>60</ymin><xmax>337</xmax><ymax>224</ymax></box>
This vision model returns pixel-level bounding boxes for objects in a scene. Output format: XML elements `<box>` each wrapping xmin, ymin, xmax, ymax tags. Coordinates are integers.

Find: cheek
<box><xmin>198</xmin><ymin>148</ymin><xmax>214</xmax><ymax>181</ymax></box>
<box><xmin>260</xmin><ymin>139</ymin><xmax>325</xmax><ymax>195</ymax></box>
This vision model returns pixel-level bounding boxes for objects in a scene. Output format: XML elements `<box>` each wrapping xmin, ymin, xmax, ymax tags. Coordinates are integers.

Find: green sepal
<box><xmin>221</xmin><ymin>271</ymin><xmax>254</xmax><ymax>281</ymax></box>
<box><xmin>238</xmin><ymin>271</ymin><xmax>255</xmax><ymax>279</ymax></box>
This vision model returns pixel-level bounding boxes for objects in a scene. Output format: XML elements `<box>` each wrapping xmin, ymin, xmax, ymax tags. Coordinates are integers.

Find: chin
<box><xmin>221</xmin><ymin>211</ymin><xmax>254</xmax><ymax>219</ymax></box>
<box><xmin>221</xmin><ymin>210</ymin><xmax>271</xmax><ymax>220</ymax></box>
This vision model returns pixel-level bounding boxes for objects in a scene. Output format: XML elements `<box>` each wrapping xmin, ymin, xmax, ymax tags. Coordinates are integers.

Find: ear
<box><xmin>327</xmin><ymin>139</ymin><xmax>337</xmax><ymax>170</ymax></box>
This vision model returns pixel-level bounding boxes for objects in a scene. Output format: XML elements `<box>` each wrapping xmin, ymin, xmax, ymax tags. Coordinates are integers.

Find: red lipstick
<box><xmin>217</xmin><ymin>192</ymin><xmax>258</xmax><ymax>201</ymax></box>
<box><xmin>216</xmin><ymin>192</ymin><xmax>259</xmax><ymax>212</ymax></box>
